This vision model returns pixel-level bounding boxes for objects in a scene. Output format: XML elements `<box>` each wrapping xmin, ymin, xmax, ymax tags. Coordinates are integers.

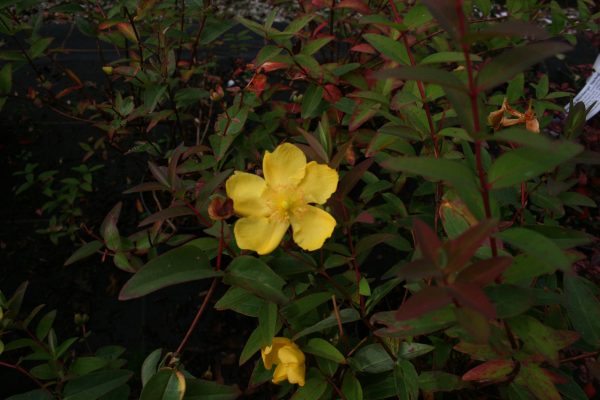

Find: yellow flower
<box><xmin>261</xmin><ymin>337</ymin><xmax>306</xmax><ymax>386</ymax></box>
<box><xmin>225</xmin><ymin>143</ymin><xmax>338</xmax><ymax>255</ymax></box>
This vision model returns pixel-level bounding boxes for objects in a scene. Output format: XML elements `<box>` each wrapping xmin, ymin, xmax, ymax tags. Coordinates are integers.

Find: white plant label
<box><xmin>566</xmin><ymin>54</ymin><xmax>600</xmax><ymax>120</ymax></box>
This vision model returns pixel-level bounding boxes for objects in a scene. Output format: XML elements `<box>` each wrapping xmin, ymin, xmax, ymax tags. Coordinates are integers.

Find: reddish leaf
<box><xmin>443</xmin><ymin>219</ymin><xmax>497</xmax><ymax>275</ymax></box>
<box><xmin>123</xmin><ymin>182</ymin><xmax>168</xmax><ymax>194</ymax></box>
<box><xmin>456</xmin><ymin>256</ymin><xmax>513</xmax><ymax>285</ymax></box>
<box><xmin>138</xmin><ymin>206</ymin><xmax>194</xmax><ymax>227</ymax></box>
<box><xmin>462</xmin><ymin>359</ymin><xmax>516</xmax><ymax>382</ymax></box>
<box><xmin>65</xmin><ymin>68</ymin><xmax>83</xmax><ymax>86</ymax></box>
<box><xmin>298</xmin><ymin>127</ymin><xmax>328</xmax><ymax>163</ymax></box>
<box><xmin>395</xmin><ymin>259</ymin><xmax>443</xmax><ymax>281</ymax></box>
<box><xmin>448</xmin><ymin>282</ymin><xmax>496</xmax><ymax>319</ymax></box>
<box><xmin>422</xmin><ymin>0</ymin><xmax>459</xmax><ymax>39</ymax></box>
<box><xmin>395</xmin><ymin>287</ymin><xmax>452</xmax><ymax>321</ymax></box>
<box><xmin>116</xmin><ymin>22</ymin><xmax>138</xmax><ymax>43</ymax></box>
<box><xmin>336</xmin><ymin>158</ymin><xmax>373</xmax><ymax>199</ymax></box>
<box><xmin>350</xmin><ymin>43</ymin><xmax>376</xmax><ymax>54</ymax></box>
<box><xmin>413</xmin><ymin>219</ymin><xmax>441</xmax><ymax>264</ymax></box>
<box><xmin>323</xmin><ymin>84</ymin><xmax>342</xmax><ymax>103</ymax></box>
<box><xmin>259</xmin><ymin>61</ymin><xmax>289</xmax><ymax>73</ymax></box>
<box><xmin>355</xmin><ymin>211</ymin><xmax>374</xmax><ymax>224</ymax></box>
<box><xmin>454</xmin><ymin>342</ymin><xmax>507</xmax><ymax>361</ymax></box>
<box><xmin>246</xmin><ymin>73</ymin><xmax>267</xmax><ymax>96</ymax></box>
<box><xmin>336</xmin><ymin>0</ymin><xmax>371</xmax><ymax>14</ymax></box>
<box><xmin>349</xmin><ymin>102</ymin><xmax>380</xmax><ymax>131</ymax></box>
<box><xmin>551</xmin><ymin>330</ymin><xmax>580</xmax><ymax>350</ymax></box>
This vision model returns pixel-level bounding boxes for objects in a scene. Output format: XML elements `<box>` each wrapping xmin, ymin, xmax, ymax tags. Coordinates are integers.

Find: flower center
<box><xmin>264</xmin><ymin>185</ymin><xmax>306</xmax><ymax>222</ymax></box>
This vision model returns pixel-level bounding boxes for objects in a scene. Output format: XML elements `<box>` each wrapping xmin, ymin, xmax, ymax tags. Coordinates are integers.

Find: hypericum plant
<box><xmin>13</xmin><ymin>163</ymin><xmax>103</xmax><ymax>244</ymax></box>
<box><xmin>4</xmin><ymin>0</ymin><xmax>600</xmax><ymax>399</ymax></box>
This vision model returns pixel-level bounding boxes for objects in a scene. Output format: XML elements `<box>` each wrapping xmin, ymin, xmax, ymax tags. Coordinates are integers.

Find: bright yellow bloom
<box><xmin>226</xmin><ymin>143</ymin><xmax>338</xmax><ymax>255</ymax></box>
<box><xmin>261</xmin><ymin>337</ymin><xmax>306</xmax><ymax>386</ymax></box>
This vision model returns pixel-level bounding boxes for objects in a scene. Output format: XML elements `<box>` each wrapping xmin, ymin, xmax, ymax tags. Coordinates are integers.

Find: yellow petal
<box><xmin>263</xmin><ymin>143</ymin><xmax>307</xmax><ymax>188</ymax></box>
<box><xmin>290</xmin><ymin>206</ymin><xmax>336</xmax><ymax>251</ymax></box>
<box><xmin>277</xmin><ymin>344</ymin><xmax>305</xmax><ymax>364</ymax></box>
<box><xmin>234</xmin><ymin>216</ymin><xmax>289</xmax><ymax>255</ymax></box>
<box><xmin>225</xmin><ymin>172</ymin><xmax>269</xmax><ymax>217</ymax></box>
<box><xmin>298</xmin><ymin>161</ymin><xmax>339</xmax><ymax>204</ymax></box>
<box><xmin>285</xmin><ymin>363</ymin><xmax>305</xmax><ymax>386</ymax></box>
<box><xmin>272</xmin><ymin>363</ymin><xmax>289</xmax><ymax>384</ymax></box>
<box><xmin>262</xmin><ymin>337</ymin><xmax>293</xmax><ymax>369</ymax></box>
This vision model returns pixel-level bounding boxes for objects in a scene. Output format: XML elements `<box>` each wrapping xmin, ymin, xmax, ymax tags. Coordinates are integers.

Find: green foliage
<box><xmin>2</xmin><ymin>0</ymin><xmax>600</xmax><ymax>399</ymax></box>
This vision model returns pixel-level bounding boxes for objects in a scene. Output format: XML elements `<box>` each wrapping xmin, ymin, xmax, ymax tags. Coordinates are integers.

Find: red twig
<box><xmin>454</xmin><ymin>0</ymin><xmax>498</xmax><ymax>257</ymax></box>
<box><xmin>0</xmin><ymin>361</ymin><xmax>51</xmax><ymax>394</ymax></box>
<box><xmin>174</xmin><ymin>222</ymin><xmax>225</xmax><ymax>356</ymax></box>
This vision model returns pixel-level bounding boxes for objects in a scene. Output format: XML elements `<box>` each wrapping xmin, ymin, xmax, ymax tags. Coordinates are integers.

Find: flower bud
<box><xmin>208</xmin><ymin>197</ymin><xmax>234</xmax><ymax>221</ymax></box>
<box><xmin>102</xmin><ymin>66</ymin><xmax>113</xmax><ymax>75</ymax></box>
<box><xmin>210</xmin><ymin>85</ymin><xmax>224</xmax><ymax>101</ymax></box>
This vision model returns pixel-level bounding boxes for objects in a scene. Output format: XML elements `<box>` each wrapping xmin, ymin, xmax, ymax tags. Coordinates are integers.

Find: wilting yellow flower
<box><xmin>261</xmin><ymin>337</ymin><xmax>306</xmax><ymax>386</ymax></box>
<box><xmin>225</xmin><ymin>143</ymin><xmax>338</xmax><ymax>255</ymax></box>
<box><xmin>487</xmin><ymin>98</ymin><xmax>540</xmax><ymax>133</ymax></box>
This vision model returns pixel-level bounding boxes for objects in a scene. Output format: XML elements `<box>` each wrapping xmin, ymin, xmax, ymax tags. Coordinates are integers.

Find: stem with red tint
<box><xmin>174</xmin><ymin>222</ymin><xmax>225</xmax><ymax>356</ymax></box>
<box><xmin>454</xmin><ymin>0</ymin><xmax>498</xmax><ymax>257</ymax></box>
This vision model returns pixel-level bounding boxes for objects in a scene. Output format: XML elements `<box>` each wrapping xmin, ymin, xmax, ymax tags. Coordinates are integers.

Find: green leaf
<box><xmin>301</xmin><ymin>84</ymin><xmax>323</xmax><ymax>119</ymax></box>
<box><xmin>488</xmin><ymin>141</ymin><xmax>583</xmax><ymax>189</ymax></box>
<box><xmin>382</xmin><ymin>157</ymin><xmax>477</xmax><ymax>191</ymax></box>
<box><xmin>349</xmin><ymin>344</ymin><xmax>394</xmax><ymax>374</ymax></box>
<box><xmin>509</xmin><ymin>316</ymin><xmax>560</xmax><ymax>365</ymax></box>
<box><xmin>141</xmin><ymin>348</ymin><xmax>163</xmax><ymax>387</ymax></box>
<box><xmin>224</xmin><ymin>256</ymin><xmax>287</xmax><ymax>304</ymax></box>
<box><xmin>477</xmin><ymin>42</ymin><xmax>572</xmax><ymax>91</ymax></box>
<box><xmin>393</xmin><ymin>360</ymin><xmax>419</xmax><ymax>400</ymax></box>
<box><xmin>363</xmin><ymin>34</ymin><xmax>409</xmax><ymax>65</ymax></box>
<box><xmin>376</xmin><ymin>66</ymin><xmax>467</xmax><ymax>92</ymax></box>
<box><xmin>514</xmin><ymin>363</ymin><xmax>561</xmax><ymax>400</ymax></box>
<box><xmin>485</xmin><ymin>285</ymin><xmax>534</xmax><ymax>318</ymax></box>
<box><xmin>303</xmin><ymin>338</ymin><xmax>345</xmax><ymax>364</ymax></box>
<box><xmin>7</xmin><ymin>390</ymin><xmax>53</xmax><ymax>400</ymax></box>
<box><xmin>256</xmin><ymin>45</ymin><xmax>283</xmax><ymax>65</ymax></box>
<box><xmin>199</xmin><ymin>18</ymin><xmax>236</xmax><ymax>45</ymax></box>
<box><xmin>63</xmin><ymin>370</ymin><xmax>133</xmax><ymax>400</ymax></box>
<box><xmin>101</xmin><ymin>202</ymin><xmax>122</xmax><ymax>251</ymax></box>
<box><xmin>341</xmin><ymin>372</ymin><xmax>363</xmax><ymax>400</ymax></box>
<box><xmin>564</xmin><ymin>274</ymin><xmax>600</xmax><ymax>347</ymax></box>
<box><xmin>64</xmin><ymin>240</ymin><xmax>103</xmax><ymax>266</ymax></box>
<box><xmin>239</xmin><ymin>326</ymin><xmax>263</xmax><ymax>365</ymax></box>
<box><xmin>420</xmin><ymin>51</ymin><xmax>481</xmax><ymax>64</ymax></box>
<box><xmin>139</xmin><ymin>369</ymin><xmax>186</xmax><ymax>400</ymax></box>
<box><xmin>292</xmin><ymin>369</ymin><xmax>328</xmax><ymax>400</ymax></box>
<box><xmin>398</xmin><ymin>342</ymin><xmax>435</xmax><ymax>359</ymax></box>
<box><xmin>0</xmin><ymin>62</ymin><xmax>11</xmax><ymax>94</ymax></box>
<box><xmin>35</xmin><ymin>310</ymin><xmax>56</xmax><ymax>340</ymax></box>
<box><xmin>119</xmin><ymin>240</ymin><xmax>221</xmax><ymax>300</ymax></box>
<box><xmin>174</xmin><ymin>88</ymin><xmax>209</xmax><ymax>108</ymax></box>
<box><xmin>418</xmin><ymin>371</ymin><xmax>469</xmax><ymax>392</ymax></box>
<box><xmin>372</xmin><ymin>307</ymin><xmax>456</xmax><ymax>338</ymax></box>
<box><xmin>215</xmin><ymin>287</ymin><xmax>265</xmax><ymax>317</ymax></box>
<box><xmin>293</xmin><ymin>308</ymin><xmax>360</xmax><ymax>340</ymax></box>
<box><xmin>143</xmin><ymin>84</ymin><xmax>167</xmax><ymax>113</ymax></box>
<box><xmin>70</xmin><ymin>357</ymin><xmax>109</xmax><ymax>376</ymax></box>
<box><xmin>496</xmin><ymin>227</ymin><xmax>570</xmax><ymax>272</ymax></box>
<box><xmin>281</xmin><ymin>292</ymin><xmax>331</xmax><ymax>321</ymax></box>
<box><xmin>258</xmin><ymin>302</ymin><xmax>278</xmax><ymax>348</ymax></box>
<box><xmin>183</xmin><ymin>378</ymin><xmax>241</xmax><ymax>400</ymax></box>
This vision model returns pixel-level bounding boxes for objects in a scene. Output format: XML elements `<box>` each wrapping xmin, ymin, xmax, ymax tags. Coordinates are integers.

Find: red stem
<box><xmin>174</xmin><ymin>222</ymin><xmax>225</xmax><ymax>356</ymax></box>
<box><xmin>0</xmin><ymin>361</ymin><xmax>51</xmax><ymax>394</ymax></box>
<box><xmin>454</xmin><ymin>0</ymin><xmax>498</xmax><ymax>257</ymax></box>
